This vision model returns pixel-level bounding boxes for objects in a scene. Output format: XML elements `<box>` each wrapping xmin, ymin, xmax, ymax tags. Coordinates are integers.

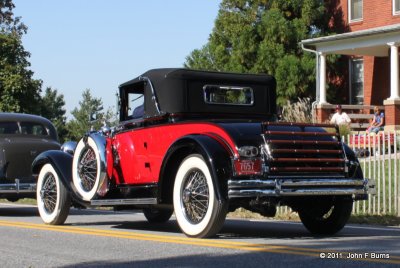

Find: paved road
<box><xmin>0</xmin><ymin>203</ymin><xmax>399</xmax><ymax>268</ymax></box>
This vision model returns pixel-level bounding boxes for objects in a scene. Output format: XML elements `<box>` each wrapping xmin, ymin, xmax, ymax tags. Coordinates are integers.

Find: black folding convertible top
<box><xmin>119</xmin><ymin>68</ymin><xmax>276</xmax><ymax>119</ymax></box>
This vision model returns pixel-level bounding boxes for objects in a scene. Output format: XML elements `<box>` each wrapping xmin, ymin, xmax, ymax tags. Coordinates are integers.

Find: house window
<box><xmin>350</xmin><ymin>59</ymin><xmax>364</xmax><ymax>105</ymax></box>
<box><xmin>394</xmin><ymin>0</ymin><xmax>400</xmax><ymax>15</ymax></box>
<box><xmin>349</xmin><ymin>0</ymin><xmax>363</xmax><ymax>22</ymax></box>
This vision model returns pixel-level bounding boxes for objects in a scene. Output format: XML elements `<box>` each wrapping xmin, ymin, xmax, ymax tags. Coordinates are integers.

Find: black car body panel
<box><xmin>0</xmin><ymin>113</ymin><xmax>60</xmax><ymax>199</ymax></box>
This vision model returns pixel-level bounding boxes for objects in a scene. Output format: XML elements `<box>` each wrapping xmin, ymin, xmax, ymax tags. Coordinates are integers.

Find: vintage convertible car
<box><xmin>0</xmin><ymin>113</ymin><xmax>60</xmax><ymax>201</ymax></box>
<box><xmin>32</xmin><ymin>69</ymin><xmax>375</xmax><ymax>238</ymax></box>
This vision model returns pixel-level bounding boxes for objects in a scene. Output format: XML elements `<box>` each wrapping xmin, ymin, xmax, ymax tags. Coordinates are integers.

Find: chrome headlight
<box><xmin>61</xmin><ymin>141</ymin><xmax>77</xmax><ymax>155</ymax></box>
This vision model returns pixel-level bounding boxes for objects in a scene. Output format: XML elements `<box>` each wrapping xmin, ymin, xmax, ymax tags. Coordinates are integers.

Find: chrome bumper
<box><xmin>0</xmin><ymin>179</ymin><xmax>36</xmax><ymax>194</ymax></box>
<box><xmin>228</xmin><ymin>178</ymin><xmax>376</xmax><ymax>198</ymax></box>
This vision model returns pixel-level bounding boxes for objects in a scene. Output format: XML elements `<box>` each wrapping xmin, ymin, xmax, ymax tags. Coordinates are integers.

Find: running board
<box><xmin>90</xmin><ymin>198</ymin><xmax>157</xmax><ymax>206</ymax></box>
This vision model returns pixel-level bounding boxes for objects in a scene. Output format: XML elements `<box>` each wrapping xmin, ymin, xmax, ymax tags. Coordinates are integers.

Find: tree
<box><xmin>40</xmin><ymin>87</ymin><xmax>67</xmax><ymax>142</ymax></box>
<box><xmin>0</xmin><ymin>0</ymin><xmax>42</xmax><ymax>113</ymax></box>
<box><xmin>185</xmin><ymin>0</ymin><xmax>342</xmax><ymax>106</ymax></box>
<box><xmin>66</xmin><ymin>89</ymin><xmax>116</xmax><ymax>141</ymax></box>
<box><xmin>0</xmin><ymin>0</ymin><xmax>27</xmax><ymax>35</ymax></box>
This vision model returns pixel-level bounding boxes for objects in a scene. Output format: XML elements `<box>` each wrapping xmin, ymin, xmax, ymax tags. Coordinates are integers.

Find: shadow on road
<box><xmin>2</xmin><ymin>205</ymin><xmax>399</xmax><ymax>243</ymax></box>
<box><xmin>0</xmin><ymin>205</ymin><xmax>129</xmax><ymax>218</ymax></box>
<box><xmin>103</xmin><ymin>218</ymin><xmax>312</xmax><ymax>239</ymax></box>
<box><xmin>73</xmin><ymin>217</ymin><xmax>399</xmax><ymax>241</ymax></box>
<box><xmin>0</xmin><ymin>206</ymin><xmax>39</xmax><ymax>217</ymax></box>
<box><xmin>58</xmin><ymin>252</ymin><xmax>326</xmax><ymax>268</ymax></box>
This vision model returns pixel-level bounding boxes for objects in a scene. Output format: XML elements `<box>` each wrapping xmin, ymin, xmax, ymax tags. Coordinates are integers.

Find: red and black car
<box><xmin>32</xmin><ymin>69</ymin><xmax>375</xmax><ymax>238</ymax></box>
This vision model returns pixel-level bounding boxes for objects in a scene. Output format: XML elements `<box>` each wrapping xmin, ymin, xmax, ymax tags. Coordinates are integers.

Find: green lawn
<box><xmin>0</xmin><ymin>198</ymin><xmax>36</xmax><ymax>205</ymax></box>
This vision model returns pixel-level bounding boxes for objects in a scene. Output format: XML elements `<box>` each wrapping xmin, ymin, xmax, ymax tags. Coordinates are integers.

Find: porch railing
<box><xmin>314</xmin><ymin>104</ymin><xmax>385</xmax><ymax>131</ymax></box>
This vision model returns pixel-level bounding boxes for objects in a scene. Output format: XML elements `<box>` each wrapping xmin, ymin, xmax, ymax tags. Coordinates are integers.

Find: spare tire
<box><xmin>72</xmin><ymin>134</ymin><xmax>107</xmax><ymax>201</ymax></box>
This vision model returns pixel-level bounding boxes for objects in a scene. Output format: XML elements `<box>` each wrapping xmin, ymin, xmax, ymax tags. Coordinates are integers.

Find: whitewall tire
<box><xmin>37</xmin><ymin>163</ymin><xmax>71</xmax><ymax>225</ymax></box>
<box><xmin>173</xmin><ymin>154</ymin><xmax>227</xmax><ymax>238</ymax></box>
<box><xmin>72</xmin><ymin>137</ymin><xmax>102</xmax><ymax>201</ymax></box>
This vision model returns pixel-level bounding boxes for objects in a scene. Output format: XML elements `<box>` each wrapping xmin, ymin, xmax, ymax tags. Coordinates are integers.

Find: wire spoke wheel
<box><xmin>173</xmin><ymin>154</ymin><xmax>227</xmax><ymax>238</ymax></box>
<box><xmin>72</xmin><ymin>136</ymin><xmax>104</xmax><ymax>201</ymax></box>
<box><xmin>37</xmin><ymin>163</ymin><xmax>71</xmax><ymax>225</ymax></box>
<box><xmin>41</xmin><ymin>173</ymin><xmax>57</xmax><ymax>214</ymax></box>
<box><xmin>78</xmin><ymin>146</ymin><xmax>98</xmax><ymax>192</ymax></box>
<box><xmin>182</xmin><ymin>169</ymin><xmax>209</xmax><ymax>224</ymax></box>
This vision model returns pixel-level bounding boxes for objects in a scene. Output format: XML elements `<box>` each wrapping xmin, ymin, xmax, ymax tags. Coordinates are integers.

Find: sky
<box><xmin>13</xmin><ymin>0</ymin><xmax>221</xmax><ymax>119</ymax></box>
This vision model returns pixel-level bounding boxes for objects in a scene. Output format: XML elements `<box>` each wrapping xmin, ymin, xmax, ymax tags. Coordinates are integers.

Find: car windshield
<box><xmin>129</xmin><ymin>93</ymin><xmax>144</xmax><ymax>119</ymax></box>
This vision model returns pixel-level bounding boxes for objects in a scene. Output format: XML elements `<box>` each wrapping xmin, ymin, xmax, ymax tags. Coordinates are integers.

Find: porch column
<box><xmin>315</xmin><ymin>52</ymin><xmax>330</xmax><ymax>123</ymax></box>
<box><xmin>383</xmin><ymin>43</ymin><xmax>400</xmax><ymax>130</ymax></box>
<box><xmin>318</xmin><ymin>52</ymin><xmax>327</xmax><ymax>104</ymax></box>
<box><xmin>388</xmin><ymin>42</ymin><xmax>399</xmax><ymax>100</ymax></box>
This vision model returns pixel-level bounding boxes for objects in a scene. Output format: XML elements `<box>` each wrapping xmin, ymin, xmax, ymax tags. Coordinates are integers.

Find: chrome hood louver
<box><xmin>261</xmin><ymin>122</ymin><xmax>346</xmax><ymax>177</ymax></box>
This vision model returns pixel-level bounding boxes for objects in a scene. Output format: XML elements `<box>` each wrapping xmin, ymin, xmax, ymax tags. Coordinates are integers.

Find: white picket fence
<box><xmin>345</xmin><ymin>131</ymin><xmax>400</xmax><ymax>216</ymax></box>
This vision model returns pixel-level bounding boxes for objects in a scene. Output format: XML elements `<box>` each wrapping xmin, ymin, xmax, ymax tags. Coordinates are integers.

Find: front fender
<box><xmin>32</xmin><ymin>150</ymin><xmax>73</xmax><ymax>181</ymax></box>
<box><xmin>160</xmin><ymin>135</ymin><xmax>233</xmax><ymax>203</ymax></box>
<box><xmin>32</xmin><ymin>150</ymin><xmax>90</xmax><ymax>207</ymax></box>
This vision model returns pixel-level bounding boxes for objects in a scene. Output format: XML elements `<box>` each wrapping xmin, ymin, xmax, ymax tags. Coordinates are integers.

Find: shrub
<box><xmin>281</xmin><ymin>98</ymin><xmax>312</xmax><ymax>123</ymax></box>
<box><xmin>338</xmin><ymin>124</ymin><xmax>351</xmax><ymax>138</ymax></box>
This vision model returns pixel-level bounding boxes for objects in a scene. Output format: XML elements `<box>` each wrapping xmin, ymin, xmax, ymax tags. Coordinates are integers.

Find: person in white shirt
<box><xmin>330</xmin><ymin>105</ymin><xmax>351</xmax><ymax>126</ymax></box>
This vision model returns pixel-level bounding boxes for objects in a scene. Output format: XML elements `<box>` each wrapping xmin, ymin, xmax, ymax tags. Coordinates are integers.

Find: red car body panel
<box><xmin>110</xmin><ymin>122</ymin><xmax>238</xmax><ymax>185</ymax></box>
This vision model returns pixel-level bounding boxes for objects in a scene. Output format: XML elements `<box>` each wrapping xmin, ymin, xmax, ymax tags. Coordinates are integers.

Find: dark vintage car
<box><xmin>0</xmin><ymin>113</ymin><xmax>60</xmax><ymax>201</ymax></box>
<box><xmin>32</xmin><ymin>68</ymin><xmax>375</xmax><ymax>238</ymax></box>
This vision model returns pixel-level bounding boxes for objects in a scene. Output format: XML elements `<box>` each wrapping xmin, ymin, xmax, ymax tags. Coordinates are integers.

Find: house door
<box><xmin>350</xmin><ymin>58</ymin><xmax>364</xmax><ymax>104</ymax></box>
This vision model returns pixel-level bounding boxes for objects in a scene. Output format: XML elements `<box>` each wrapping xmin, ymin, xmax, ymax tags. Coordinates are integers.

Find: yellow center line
<box><xmin>0</xmin><ymin>220</ymin><xmax>325</xmax><ymax>253</ymax></box>
<box><xmin>0</xmin><ymin>220</ymin><xmax>399</xmax><ymax>265</ymax></box>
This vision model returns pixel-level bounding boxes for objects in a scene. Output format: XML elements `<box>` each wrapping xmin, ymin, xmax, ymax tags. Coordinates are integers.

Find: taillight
<box><xmin>238</xmin><ymin>146</ymin><xmax>259</xmax><ymax>157</ymax></box>
<box><xmin>234</xmin><ymin>158</ymin><xmax>262</xmax><ymax>176</ymax></box>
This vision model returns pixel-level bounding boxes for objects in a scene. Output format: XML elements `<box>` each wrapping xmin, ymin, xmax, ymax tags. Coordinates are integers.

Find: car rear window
<box><xmin>203</xmin><ymin>85</ymin><xmax>254</xmax><ymax>106</ymax></box>
<box><xmin>0</xmin><ymin>121</ymin><xmax>49</xmax><ymax>136</ymax></box>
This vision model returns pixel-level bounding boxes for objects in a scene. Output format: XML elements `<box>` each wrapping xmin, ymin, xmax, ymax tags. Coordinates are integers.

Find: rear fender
<box><xmin>32</xmin><ymin>150</ymin><xmax>90</xmax><ymax>207</ymax></box>
<box><xmin>342</xmin><ymin>143</ymin><xmax>363</xmax><ymax>179</ymax></box>
<box><xmin>159</xmin><ymin>135</ymin><xmax>233</xmax><ymax>203</ymax></box>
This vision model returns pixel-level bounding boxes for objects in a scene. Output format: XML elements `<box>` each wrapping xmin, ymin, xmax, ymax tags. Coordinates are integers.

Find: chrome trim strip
<box><xmin>228</xmin><ymin>188</ymin><xmax>369</xmax><ymax>198</ymax></box>
<box><xmin>139</xmin><ymin>76</ymin><xmax>162</xmax><ymax>114</ymax></box>
<box><xmin>91</xmin><ymin>198</ymin><xmax>157</xmax><ymax>206</ymax></box>
<box><xmin>228</xmin><ymin>178</ymin><xmax>366</xmax><ymax>188</ymax></box>
<box><xmin>227</xmin><ymin>178</ymin><xmax>376</xmax><ymax>198</ymax></box>
<box><xmin>89</xmin><ymin>133</ymin><xmax>109</xmax><ymax>197</ymax></box>
<box><xmin>0</xmin><ymin>180</ymin><xmax>36</xmax><ymax>193</ymax></box>
<box><xmin>282</xmin><ymin>179</ymin><xmax>365</xmax><ymax>186</ymax></box>
<box><xmin>228</xmin><ymin>179</ymin><xmax>276</xmax><ymax>188</ymax></box>
<box><xmin>268</xmin><ymin>175</ymin><xmax>346</xmax><ymax>179</ymax></box>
